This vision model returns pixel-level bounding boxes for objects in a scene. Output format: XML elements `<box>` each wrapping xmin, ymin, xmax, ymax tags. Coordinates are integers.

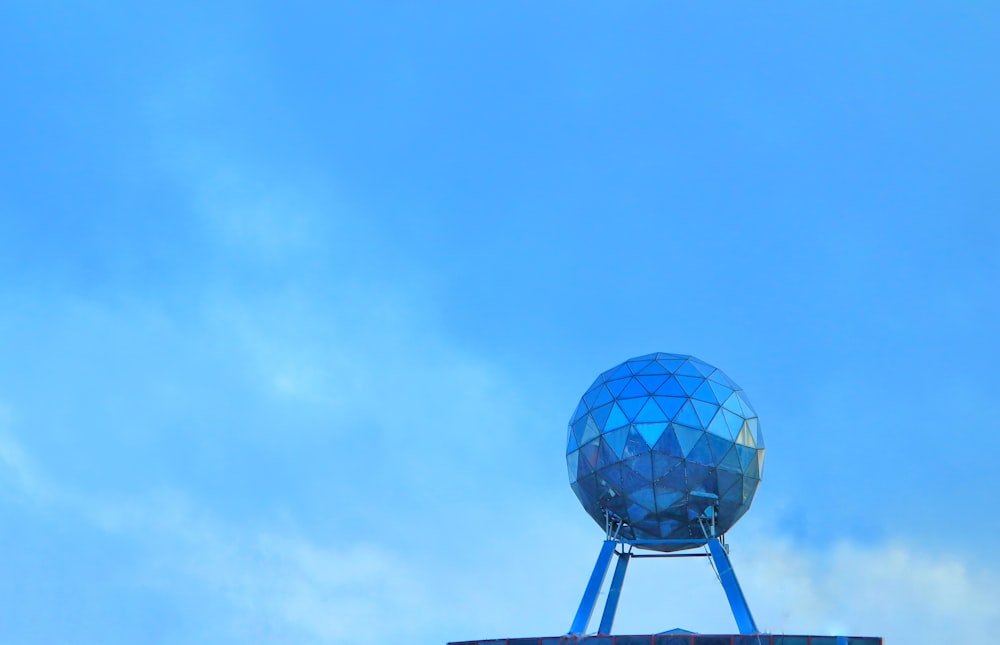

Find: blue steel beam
<box><xmin>624</xmin><ymin>539</ymin><xmax>709</xmax><ymax>547</ymax></box>
<box><xmin>707</xmin><ymin>538</ymin><xmax>759</xmax><ymax>634</ymax></box>
<box><xmin>568</xmin><ymin>540</ymin><xmax>616</xmax><ymax>635</ymax></box>
<box><xmin>597</xmin><ymin>551</ymin><xmax>630</xmax><ymax>635</ymax></box>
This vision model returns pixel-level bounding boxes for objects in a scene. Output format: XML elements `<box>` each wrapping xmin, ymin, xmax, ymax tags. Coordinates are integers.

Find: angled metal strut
<box><xmin>568</xmin><ymin>537</ymin><xmax>758</xmax><ymax>636</ymax></box>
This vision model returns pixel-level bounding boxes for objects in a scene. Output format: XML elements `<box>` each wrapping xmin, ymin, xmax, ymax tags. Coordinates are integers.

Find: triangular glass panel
<box><xmin>567</xmin><ymin>430</ymin><xmax>579</xmax><ymax>453</ymax></box>
<box><xmin>626</xmin><ymin>502</ymin><xmax>651</xmax><ymax>523</ymax></box>
<box><xmin>596</xmin><ymin>463</ymin><xmax>624</xmax><ymax>491</ymax></box>
<box><xmin>636</xmin><ymin>421</ymin><xmax>667</xmax><ymax>446</ymax></box>
<box><xmin>592</xmin><ymin>385</ymin><xmax>614</xmax><ymax>408</ymax></box>
<box><xmin>624</xmin><ymin>453</ymin><xmax>655</xmax><ymax>481</ymax></box>
<box><xmin>692</xmin><ymin>380</ymin><xmax>720</xmax><ymax>404</ymax></box>
<box><xmin>675</xmin><ymin>375</ymin><xmax>704</xmax><ymax>395</ymax></box>
<box><xmin>671</xmin><ymin>423</ymin><xmax>703</xmax><ymax>457</ymax></box>
<box><xmin>570</xmin><ymin>415</ymin><xmax>587</xmax><ymax>443</ymax></box>
<box><xmin>654</xmin><ymin>458</ymin><xmax>686</xmax><ymax>488</ymax></box>
<box><xmin>571</xmin><ymin>399</ymin><xmax>590</xmax><ymax>423</ymax></box>
<box><xmin>654</xmin><ymin>377</ymin><xmax>686</xmax><ymax>397</ymax></box>
<box><xmin>737</xmin><ymin>392</ymin><xmax>757</xmax><ymax>416</ymax></box>
<box><xmin>717</xmin><ymin>469</ymin><xmax>742</xmax><ymax>496</ymax></box>
<box><xmin>635</xmin><ymin>399</ymin><xmax>668</xmax><ymax>423</ymax></box>
<box><xmin>603</xmin><ymin>494</ymin><xmax>628</xmax><ymax>518</ymax></box>
<box><xmin>707</xmin><ymin>379</ymin><xmax>734</xmax><ymax>405</ymax></box>
<box><xmin>605</xmin><ymin>403</ymin><xmax>629</xmax><ymax>431</ymax></box>
<box><xmin>708</xmin><ymin>370</ymin><xmax>737</xmax><ymax>389</ymax></box>
<box><xmin>720</xmin><ymin>480</ymin><xmax>742</xmax><ymax>508</ymax></box>
<box><xmin>719</xmin><ymin>506</ymin><xmax>741</xmax><ymax>530</ymax></box>
<box><xmin>758</xmin><ymin>449</ymin><xmax>766</xmax><ymax>473</ymax></box>
<box><xmin>580</xmin><ymin>416</ymin><xmax>601</xmax><ymax>444</ymax></box>
<box><xmin>658</xmin><ymin>520</ymin><xmax>681</xmax><ymax>537</ymax></box>
<box><xmin>736</xmin><ymin>445</ymin><xmax>756</xmax><ymax>472</ymax></box>
<box><xmin>605</xmin><ymin>378</ymin><xmax>631</xmax><ymax>398</ymax></box>
<box><xmin>694</xmin><ymin>471</ymin><xmax>718</xmax><ymax>496</ymax></box>
<box><xmin>675</xmin><ymin>360</ymin><xmax>704</xmax><ymax>377</ymax></box>
<box><xmin>620</xmin><ymin>463</ymin><xmax>648</xmax><ymax>494</ymax></box>
<box><xmin>607</xmin><ymin>363</ymin><xmax>632</xmax><ymax>380</ymax></box>
<box><xmin>726</xmin><ymin>393</ymin><xmax>747</xmax><ymax>416</ymax></box>
<box><xmin>674</xmin><ymin>400</ymin><xmax>702</xmax><ymax>427</ymax></box>
<box><xmin>723</xmin><ymin>409</ymin><xmax>744</xmax><ymax>436</ymax></box>
<box><xmin>623</xmin><ymin>427</ymin><xmax>650</xmax><ymax>459</ymax></box>
<box><xmin>636</xmin><ymin>374</ymin><xmax>668</xmax><ymax>393</ymax></box>
<box><xmin>580</xmin><ymin>438</ymin><xmax>601</xmax><ymax>468</ymax></box>
<box><xmin>651</xmin><ymin>450</ymin><xmax>683</xmax><ymax>477</ymax></box>
<box><xmin>597</xmin><ymin>438</ymin><xmax>620</xmax><ymax>469</ymax></box>
<box><xmin>590</xmin><ymin>402</ymin><xmax>613</xmax><ymax>429</ymax></box>
<box><xmin>743</xmin><ymin>477</ymin><xmax>759</xmax><ymax>503</ymax></box>
<box><xmin>571</xmin><ymin>475</ymin><xmax>598</xmax><ymax>502</ymax></box>
<box><xmin>735</xmin><ymin>424</ymin><xmax>756</xmax><ymax>448</ymax></box>
<box><xmin>692</xmin><ymin>399</ymin><xmax>719</xmax><ymax>428</ymax></box>
<box><xmin>684</xmin><ymin>461</ymin><xmax>711</xmax><ymax>489</ymax></box>
<box><xmin>582</xmin><ymin>382</ymin><xmax>603</xmax><ymax>407</ymax></box>
<box><xmin>567</xmin><ymin>451</ymin><xmax>580</xmax><ymax>483</ymax></box>
<box><xmin>706</xmin><ymin>412</ymin><xmax>733</xmax><ymax>440</ymax></box>
<box><xmin>750</xmin><ymin>450</ymin><xmax>764</xmax><ymax>478</ymax></box>
<box><xmin>570</xmin><ymin>473</ymin><xmax>598</xmax><ymax>500</ymax></box>
<box><xmin>668</xmin><ymin>497</ymin><xmax>691</xmax><ymax>519</ymax></box>
<box><xmin>654</xmin><ymin>487</ymin><xmax>684</xmax><ymax>509</ymax></box>
<box><xmin>706</xmin><ymin>433</ymin><xmax>734</xmax><ymax>463</ymax></box>
<box><xmin>618</xmin><ymin>396</ymin><xmax>647</xmax><ymax>421</ymax></box>
<box><xmin>638</xmin><ymin>361</ymin><xmax>669</xmax><ymax>375</ymax></box>
<box><xmin>653</xmin><ymin>396</ymin><xmax>685</xmax><ymax>419</ymax></box>
<box><xmin>686</xmin><ymin>435</ymin><xmax>714</xmax><ymax>466</ymax></box>
<box><xmin>722</xmin><ymin>393</ymin><xmax>742</xmax><ymax>415</ymax></box>
<box><xmin>632</xmin><ymin>519</ymin><xmax>658</xmax><ymax>537</ymax></box>
<box><xmin>687</xmin><ymin>358</ymin><xmax>717</xmax><ymax>377</ymax></box>
<box><xmin>717</xmin><ymin>445</ymin><xmax>742</xmax><ymax>472</ymax></box>
<box><xmin>652</xmin><ymin>432</ymin><xmax>684</xmax><ymax>472</ymax></box>
<box><xmin>618</xmin><ymin>378</ymin><xmax>648</xmax><ymax>399</ymax></box>
<box><xmin>656</xmin><ymin>357</ymin><xmax>686</xmax><ymax>373</ymax></box>
<box><xmin>604</xmin><ymin>425</ymin><xmax>630</xmax><ymax>458</ymax></box>
<box><xmin>627</xmin><ymin>359</ymin><xmax>653</xmax><ymax>375</ymax></box>
<box><xmin>746</xmin><ymin>417</ymin><xmax>764</xmax><ymax>447</ymax></box>
<box><xmin>633</xmin><ymin>352</ymin><xmax>659</xmax><ymax>361</ymax></box>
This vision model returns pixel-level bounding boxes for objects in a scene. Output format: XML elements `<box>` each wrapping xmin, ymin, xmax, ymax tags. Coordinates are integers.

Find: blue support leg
<box><xmin>707</xmin><ymin>538</ymin><xmax>759</xmax><ymax>635</ymax></box>
<box><xmin>598</xmin><ymin>551</ymin><xmax>630</xmax><ymax>635</ymax></box>
<box><xmin>568</xmin><ymin>540</ymin><xmax>616</xmax><ymax>635</ymax></box>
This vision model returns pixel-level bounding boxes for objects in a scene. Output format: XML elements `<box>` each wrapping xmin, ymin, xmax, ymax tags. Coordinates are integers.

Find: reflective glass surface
<box><xmin>568</xmin><ymin>354</ymin><xmax>766</xmax><ymax>551</ymax></box>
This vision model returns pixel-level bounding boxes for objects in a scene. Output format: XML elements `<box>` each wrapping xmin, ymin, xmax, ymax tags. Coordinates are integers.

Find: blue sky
<box><xmin>1</xmin><ymin>2</ymin><xmax>999</xmax><ymax>643</ymax></box>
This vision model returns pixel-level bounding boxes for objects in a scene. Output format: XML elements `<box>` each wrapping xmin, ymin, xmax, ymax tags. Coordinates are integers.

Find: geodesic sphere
<box><xmin>567</xmin><ymin>353</ymin><xmax>765</xmax><ymax>552</ymax></box>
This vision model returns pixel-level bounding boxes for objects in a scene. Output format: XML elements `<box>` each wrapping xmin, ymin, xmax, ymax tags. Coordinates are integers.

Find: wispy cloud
<box><xmin>0</xmin><ymin>402</ymin><xmax>53</xmax><ymax>503</ymax></box>
<box><xmin>743</xmin><ymin>536</ymin><xmax>1000</xmax><ymax>641</ymax></box>
<box><xmin>605</xmin><ymin>525</ymin><xmax>1000</xmax><ymax>642</ymax></box>
<box><xmin>98</xmin><ymin>492</ymin><xmax>435</xmax><ymax>644</ymax></box>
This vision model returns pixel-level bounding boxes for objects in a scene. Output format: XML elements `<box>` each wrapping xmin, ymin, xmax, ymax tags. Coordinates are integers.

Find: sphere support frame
<box><xmin>568</xmin><ymin>537</ymin><xmax>759</xmax><ymax>637</ymax></box>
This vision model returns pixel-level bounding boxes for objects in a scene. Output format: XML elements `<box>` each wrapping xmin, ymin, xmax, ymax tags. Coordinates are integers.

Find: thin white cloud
<box><xmin>742</xmin><ymin>536</ymin><xmax>1000</xmax><ymax>642</ymax></box>
<box><xmin>0</xmin><ymin>402</ymin><xmax>53</xmax><ymax>503</ymax></box>
<box><xmin>112</xmin><ymin>493</ymin><xmax>435</xmax><ymax>644</ymax></box>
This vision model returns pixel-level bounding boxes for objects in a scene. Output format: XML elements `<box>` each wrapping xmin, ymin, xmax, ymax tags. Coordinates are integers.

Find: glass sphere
<box><xmin>567</xmin><ymin>353</ymin><xmax>765</xmax><ymax>551</ymax></box>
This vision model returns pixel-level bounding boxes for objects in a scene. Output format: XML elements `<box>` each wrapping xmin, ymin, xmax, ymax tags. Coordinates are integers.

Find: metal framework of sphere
<box><xmin>567</xmin><ymin>353</ymin><xmax>765</xmax><ymax>551</ymax></box>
